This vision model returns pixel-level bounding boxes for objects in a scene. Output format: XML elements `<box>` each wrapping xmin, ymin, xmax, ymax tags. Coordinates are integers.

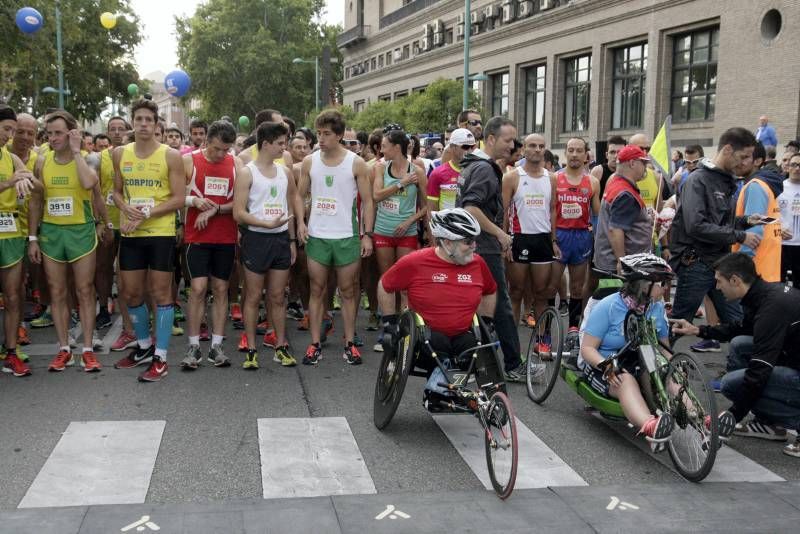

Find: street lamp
<box><xmin>462</xmin><ymin>0</ymin><xmax>472</xmax><ymax>110</ymax></box>
<box><xmin>42</xmin><ymin>85</ymin><xmax>71</xmax><ymax>107</ymax></box>
<box><xmin>292</xmin><ymin>57</ymin><xmax>319</xmax><ymax>111</ymax></box>
<box><xmin>55</xmin><ymin>0</ymin><xmax>65</xmax><ymax>108</ymax></box>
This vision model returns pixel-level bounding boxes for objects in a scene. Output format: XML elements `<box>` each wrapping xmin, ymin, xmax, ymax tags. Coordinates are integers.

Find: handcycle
<box><xmin>373</xmin><ymin>310</ymin><xmax>518</xmax><ymax>499</ymax></box>
<box><xmin>524</xmin><ymin>283</ymin><xmax>722</xmax><ymax>482</ymax></box>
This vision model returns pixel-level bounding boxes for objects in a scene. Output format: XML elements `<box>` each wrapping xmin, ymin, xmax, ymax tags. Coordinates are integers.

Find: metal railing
<box><xmin>379</xmin><ymin>0</ymin><xmax>442</xmax><ymax>29</ymax></box>
<box><xmin>337</xmin><ymin>24</ymin><xmax>371</xmax><ymax>48</ymax></box>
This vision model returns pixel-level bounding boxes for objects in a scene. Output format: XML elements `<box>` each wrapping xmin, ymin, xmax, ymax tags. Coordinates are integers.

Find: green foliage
<box><xmin>176</xmin><ymin>0</ymin><xmax>341</xmax><ymax>124</ymax></box>
<box><xmin>0</xmin><ymin>1</ymin><xmax>144</xmax><ymax>121</ymax></box>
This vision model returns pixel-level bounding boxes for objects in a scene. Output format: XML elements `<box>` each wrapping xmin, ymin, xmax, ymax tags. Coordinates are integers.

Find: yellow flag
<box><xmin>649</xmin><ymin>115</ymin><xmax>673</xmax><ymax>178</ymax></box>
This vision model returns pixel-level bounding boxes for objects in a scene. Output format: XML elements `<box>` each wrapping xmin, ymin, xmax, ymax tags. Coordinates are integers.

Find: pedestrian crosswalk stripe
<box><xmin>19</xmin><ymin>316</ymin><xmax>122</xmax><ymax>357</ymax></box>
<box><xmin>433</xmin><ymin>414</ymin><xmax>588</xmax><ymax>489</ymax></box>
<box><xmin>257</xmin><ymin>417</ymin><xmax>377</xmax><ymax>499</ymax></box>
<box><xmin>18</xmin><ymin>420</ymin><xmax>166</xmax><ymax>508</ymax></box>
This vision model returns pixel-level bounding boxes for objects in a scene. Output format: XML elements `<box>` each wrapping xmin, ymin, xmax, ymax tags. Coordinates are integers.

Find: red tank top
<box><xmin>555</xmin><ymin>171</ymin><xmax>592</xmax><ymax>229</ymax></box>
<box><xmin>184</xmin><ymin>150</ymin><xmax>237</xmax><ymax>244</ymax></box>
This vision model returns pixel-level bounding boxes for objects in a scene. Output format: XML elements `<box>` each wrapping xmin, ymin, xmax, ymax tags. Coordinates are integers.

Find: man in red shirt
<box><xmin>378</xmin><ymin>209</ymin><xmax>497</xmax><ymax>380</ymax></box>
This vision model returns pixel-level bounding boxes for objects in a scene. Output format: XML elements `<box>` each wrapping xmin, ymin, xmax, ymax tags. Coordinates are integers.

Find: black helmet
<box><xmin>429</xmin><ymin>208</ymin><xmax>481</xmax><ymax>241</ymax></box>
<box><xmin>620</xmin><ymin>253</ymin><xmax>674</xmax><ymax>282</ymax></box>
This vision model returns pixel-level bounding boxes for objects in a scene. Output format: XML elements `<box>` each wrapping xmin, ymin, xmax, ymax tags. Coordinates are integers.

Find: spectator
<box><xmin>672</xmin><ymin>149</ymin><xmax>684</xmax><ymax>170</ymax></box>
<box><xmin>762</xmin><ymin>146</ymin><xmax>780</xmax><ymax>174</ymax></box>
<box><xmin>755</xmin><ymin>115</ymin><xmax>778</xmax><ymax>149</ymax></box>
<box><xmin>671</xmin><ymin>144</ymin><xmax>704</xmax><ymax>197</ymax></box>
<box><xmin>778</xmin><ymin>153</ymin><xmax>800</xmax><ymax>287</ymax></box>
<box><xmin>785</xmin><ymin>140</ymin><xmax>800</xmax><ymax>156</ymax></box>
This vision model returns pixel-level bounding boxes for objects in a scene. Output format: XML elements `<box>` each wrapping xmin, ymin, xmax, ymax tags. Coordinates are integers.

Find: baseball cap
<box><xmin>448</xmin><ymin>128</ymin><xmax>476</xmax><ymax>147</ymax></box>
<box><xmin>617</xmin><ymin>145</ymin><xmax>649</xmax><ymax>163</ymax></box>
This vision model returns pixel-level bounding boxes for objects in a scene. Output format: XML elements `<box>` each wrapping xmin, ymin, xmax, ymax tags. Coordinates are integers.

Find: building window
<box><xmin>612</xmin><ymin>43</ymin><xmax>647</xmax><ymax>130</ymax></box>
<box><xmin>489</xmin><ymin>72</ymin><xmax>509</xmax><ymax>117</ymax></box>
<box><xmin>402</xmin><ymin>45</ymin><xmax>410</xmax><ymax>60</ymax></box>
<box><xmin>671</xmin><ymin>27</ymin><xmax>718</xmax><ymax>122</ymax></box>
<box><xmin>386</xmin><ymin>52</ymin><xmax>392</xmax><ymax>66</ymax></box>
<box><xmin>378</xmin><ymin>94</ymin><xmax>391</xmax><ymax>102</ymax></box>
<box><xmin>354</xmin><ymin>100</ymin><xmax>366</xmax><ymax>112</ymax></box>
<box><xmin>371</xmin><ymin>57</ymin><xmax>377</xmax><ymax>70</ymax></box>
<box><xmin>446</xmin><ymin>29</ymin><xmax>454</xmax><ymax>44</ymax></box>
<box><xmin>523</xmin><ymin>64</ymin><xmax>546</xmax><ymax>134</ymax></box>
<box><xmin>413</xmin><ymin>85</ymin><xmax>426</xmax><ymax>93</ymax></box>
<box><xmin>378</xmin><ymin>55</ymin><xmax>384</xmax><ymax>68</ymax></box>
<box><xmin>394</xmin><ymin>90</ymin><xmax>408</xmax><ymax>99</ymax></box>
<box><xmin>564</xmin><ymin>54</ymin><xmax>591</xmax><ymax>132</ymax></box>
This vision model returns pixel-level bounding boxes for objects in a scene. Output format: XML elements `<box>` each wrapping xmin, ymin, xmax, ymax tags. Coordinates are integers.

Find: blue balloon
<box><xmin>16</xmin><ymin>7</ymin><xmax>44</xmax><ymax>34</ymax></box>
<box><xmin>164</xmin><ymin>70</ymin><xmax>191</xmax><ymax>98</ymax></box>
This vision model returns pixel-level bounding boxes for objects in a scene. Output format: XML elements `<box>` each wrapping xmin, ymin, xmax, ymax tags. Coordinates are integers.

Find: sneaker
<box><xmin>528</xmin><ymin>363</ymin><xmax>547</xmax><ymax>383</ymax></box>
<box><xmin>640</xmin><ymin>413</ymin><xmax>674</xmax><ymax>442</ymax></box>
<box><xmin>199</xmin><ymin>323</ymin><xmax>210</xmax><ymax>342</ymax></box>
<box><xmin>559</xmin><ymin>301</ymin><xmax>569</xmax><ymax>317</ymax></box>
<box><xmin>48</xmin><ymin>349</ymin><xmax>73</xmax><ymax>372</ymax></box>
<box><xmin>321</xmin><ymin>316</ymin><xmax>334</xmax><ymax>343</ymax></box>
<box><xmin>373</xmin><ymin>331</ymin><xmax>384</xmax><ymax>352</ymax></box>
<box><xmin>68</xmin><ymin>334</ymin><xmax>77</xmax><ymax>349</ymax></box>
<box><xmin>96</xmin><ymin>309</ymin><xmax>112</xmax><ymax>329</ymax></box>
<box><xmin>352</xmin><ymin>333</ymin><xmax>364</xmax><ymax>347</ymax></box>
<box><xmin>243</xmin><ymin>349</ymin><xmax>259</xmax><ymax>370</ymax></box>
<box><xmin>92</xmin><ymin>330</ymin><xmax>103</xmax><ymax>350</ymax></box>
<box><xmin>238</xmin><ymin>333</ymin><xmax>248</xmax><ymax>352</ymax></box>
<box><xmin>332</xmin><ymin>292</ymin><xmax>342</xmax><ymax>310</ymax></box>
<box><xmin>31</xmin><ymin>311</ymin><xmax>54</xmax><ymax>328</ymax></box>
<box><xmin>366</xmin><ymin>312</ymin><xmax>380</xmax><ymax>332</ymax></box>
<box><xmin>273</xmin><ymin>345</ymin><xmax>297</xmax><ymax>367</ymax></box>
<box><xmin>24</xmin><ymin>303</ymin><xmax>45</xmax><ymax>322</ymax></box>
<box><xmin>286</xmin><ymin>302</ymin><xmax>304</xmax><ymax>321</ymax></box>
<box><xmin>181</xmin><ymin>345</ymin><xmax>201</xmax><ymax>370</ymax></box>
<box><xmin>297</xmin><ymin>313</ymin><xmax>309</xmax><ymax>331</ymax></box>
<box><xmin>783</xmin><ymin>439</ymin><xmax>800</xmax><ymax>458</ymax></box>
<box><xmin>114</xmin><ymin>345</ymin><xmax>155</xmax><ymax>369</ymax></box>
<box><xmin>256</xmin><ymin>319</ymin><xmax>269</xmax><ymax>335</ymax></box>
<box><xmin>343</xmin><ymin>342</ymin><xmax>362</xmax><ymax>365</ymax></box>
<box><xmin>734</xmin><ymin>420</ymin><xmax>788</xmax><ymax>441</ymax></box>
<box><xmin>565</xmin><ymin>327</ymin><xmax>580</xmax><ymax>352</ymax></box>
<box><xmin>690</xmin><ymin>339</ymin><xmax>721</xmax><ymax>352</ymax></box>
<box><xmin>81</xmin><ymin>351</ymin><xmax>102</xmax><ymax>372</ymax></box>
<box><xmin>360</xmin><ymin>291</ymin><xmax>369</xmax><ymax>310</ymax></box>
<box><xmin>138</xmin><ymin>359</ymin><xmax>168</xmax><ymax>382</ymax></box>
<box><xmin>17</xmin><ymin>325</ymin><xmax>30</xmax><ymax>345</ymax></box>
<box><xmin>230</xmin><ymin>303</ymin><xmax>243</xmax><ymax>322</ymax></box>
<box><xmin>262</xmin><ymin>330</ymin><xmax>278</xmax><ymax>348</ymax></box>
<box><xmin>16</xmin><ymin>349</ymin><xmax>29</xmax><ymax>362</ymax></box>
<box><xmin>2</xmin><ymin>354</ymin><xmax>31</xmax><ymax>376</ymax></box>
<box><xmin>172</xmin><ymin>321</ymin><xmax>184</xmax><ymax>336</ymax></box>
<box><xmin>536</xmin><ymin>334</ymin><xmax>552</xmax><ymax>357</ymax></box>
<box><xmin>111</xmin><ymin>331</ymin><xmax>137</xmax><ymax>351</ymax></box>
<box><xmin>207</xmin><ymin>344</ymin><xmax>231</xmax><ymax>367</ymax></box>
<box><xmin>303</xmin><ymin>343</ymin><xmax>322</xmax><ymax>365</ymax></box>
<box><xmin>174</xmin><ymin>304</ymin><xmax>185</xmax><ymax>322</ymax></box>
<box><xmin>504</xmin><ymin>362</ymin><xmax>527</xmax><ymax>383</ymax></box>
<box><xmin>705</xmin><ymin>411</ymin><xmax>736</xmax><ymax>441</ymax></box>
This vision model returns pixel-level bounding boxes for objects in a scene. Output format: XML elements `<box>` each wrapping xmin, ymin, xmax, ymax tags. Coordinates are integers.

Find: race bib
<box><xmin>561</xmin><ymin>202</ymin><xmax>582</xmax><ymax>219</ymax></box>
<box><xmin>47</xmin><ymin>196</ymin><xmax>73</xmax><ymax>217</ymax></box>
<box><xmin>380</xmin><ymin>197</ymin><xmax>400</xmax><ymax>215</ymax></box>
<box><xmin>129</xmin><ymin>197</ymin><xmax>155</xmax><ymax>209</ymax></box>
<box><xmin>524</xmin><ymin>193</ymin><xmax>545</xmax><ymax>210</ymax></box>
<box><xmin>0</xmin><ymin>213</ymin><xmax>17</xmax><ymax>233</ymax></box>
<box><xmin>204</xmin><ymin>176</ymin><xmax>229</xmax><ymax>197</ymax></box>
<box><xmin>313</xmin><ymin>197</ymin><xmax>338</xmax><ymax>216</ymax></box>
<box><xmin>262</xmin><ymin>202</ymin><xmax>284</xmax><ymax>219</ymax></box>
<box><xmin>106</xmin><ymin>190</ymin><xmax>115</xmax><ymax>206</ymax></box>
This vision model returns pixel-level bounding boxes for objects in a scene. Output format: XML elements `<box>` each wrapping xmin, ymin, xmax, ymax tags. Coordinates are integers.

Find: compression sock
<box><xmin>155</xmin><ymin>304</ymin><xmax>174</xmax><ymax>360</ymax></box>
<box><xmin>568</xmin><ymin>298</ymin><xmax>583</xmax><ymax>329</ymax></box>
<box><xmin>129</xmin><ymin>303</ymin><xmax>152</xmax><ymax>349</ymax></box>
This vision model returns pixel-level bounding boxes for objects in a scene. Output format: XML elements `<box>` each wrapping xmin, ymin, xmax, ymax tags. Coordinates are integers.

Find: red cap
<box><xmin>617</xmin><ymin>145</ymin><xmax>649</xmax><ymax>163</ymax></box>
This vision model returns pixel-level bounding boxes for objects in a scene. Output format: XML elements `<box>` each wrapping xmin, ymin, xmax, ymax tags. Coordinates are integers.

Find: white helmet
<box><xmin>429</xmin><ymin>208</ymin><xmax>481</xmax><ymax>241</ymax></box>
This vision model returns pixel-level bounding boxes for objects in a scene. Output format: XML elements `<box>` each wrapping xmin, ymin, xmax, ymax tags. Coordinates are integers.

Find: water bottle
<box><xmin>786</xmin><ymin>270</ymin><xmax>793</xmax><ymax>288</ymax></box>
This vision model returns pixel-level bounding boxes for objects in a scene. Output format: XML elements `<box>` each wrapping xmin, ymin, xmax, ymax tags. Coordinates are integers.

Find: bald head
<box><xmin>523</xmin><ymin>133</ymin><xmax>546</xmax><ymax>165</ymax></box>
<box><xmin>12</xmin><ymin>113</ymin><xmax>38</xmax><ymax>153</ymax></box>
<box><xmin>629</xmin><ymin>133</ymin><xmax>650</xmax><ymax>148</ymax></box>
<box><xmin>759</xmin><ymin>115</ymin><xmax>769</xmax><ymax>126</ymax></box>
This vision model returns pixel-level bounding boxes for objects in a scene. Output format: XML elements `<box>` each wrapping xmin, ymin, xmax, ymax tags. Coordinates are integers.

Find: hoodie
<box><xmin>456</xmin><ymin>151</ymin><xmax>503</xmax><ymax>255</ymax></box>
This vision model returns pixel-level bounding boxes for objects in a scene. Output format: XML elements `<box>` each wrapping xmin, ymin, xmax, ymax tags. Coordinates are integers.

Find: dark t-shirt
<box><xmin>456</xmin><ymin>155</ymin><xmax>503</xmax><ymax>255</ymax></box>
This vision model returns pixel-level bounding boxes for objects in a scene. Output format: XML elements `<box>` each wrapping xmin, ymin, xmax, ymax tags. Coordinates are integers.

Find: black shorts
<box><xmin>185</xmin><ymin>243</ymin><xmax>236</xmax><ymax>280</ymax></box>
<box><xmin>119</xmin><ymin>236</ymin><xmax>176</xmax><ymax>272</ymax></box>
<box><xmin>240</xmin><ymin>229</ymin><xmax>291</xmax><ymax>274</ymax></box>
<box><xmin>511</xmin><ymin>233</ymin><xmax>554</xmax><ymax>264</ymax></box>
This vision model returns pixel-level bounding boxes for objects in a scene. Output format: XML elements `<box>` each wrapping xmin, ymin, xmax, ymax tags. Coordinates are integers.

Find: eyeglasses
<box><xmin>467</xmin><ymin>120</ymin><xmax>482</xmax><ymax>126</ymax></box>
<box><xmin>460</xmin><ymin>237</ymin><xmax>476</xmax><ymax>245</ymax></box>
<box><xmin>639</xmin><ymin>146</ymin><xmax>651</xmax><ymax>152</ymax></box>
<box><xmin>342</xmin><ymin>140</ymin><xmax>359</xmax><ymax>146</ymax></box>
<box><xmin>684</xmin><ymin>158</ymin><xmax>700</xmax><ymax>165</ymax></box>
<box><xmin>790</xmin><ymin>162</ymin><xmax>800</xmax><ymax>169</ymax></box>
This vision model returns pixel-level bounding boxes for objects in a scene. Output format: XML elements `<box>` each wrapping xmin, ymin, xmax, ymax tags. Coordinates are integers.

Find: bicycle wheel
<box><xmin>483</xmin><ymin>391</ymin><xmax>518</xmax><ymax>499</ymax></box>
<box><xmin>373</xmin><ymin>311</ymin><xmax>417</xmax><ymax>430</ymax></box>
<box><xmin>664</xmin><ymin>352</ymin><xmax>719</xmax><ymax>482</ymax></box>
<box><xmin>526</xmin><ymin>307</ymin><xmax>564</xmax><ymax>403</ymax></box>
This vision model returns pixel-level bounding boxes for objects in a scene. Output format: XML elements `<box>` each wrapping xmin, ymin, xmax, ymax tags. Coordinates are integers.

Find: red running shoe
<box><xmin>262</xmin><ymin>330</ymin><xmax>278</xmax><ymax>349</ymax></box>
<box><xmin>230</xmin><ymin>303</ymin><xmax>243</xmax><ymax>322</ymax></box>
<box><xmin>48</xmin><ymin>349</ymin><xmax>73</xmax><ymax>372</ymax></box>
<box><xmin>238</xmin><ymin>332</ymin><xmax>248</xmax><ymax>352</ymax></box>
<box><xmin>138</xmin><ymin>359</ymin><xmax>168</xmax><ymax>382</ymax></box>
<box><xmin>2</xmin><ymin>354</ymin><xmax>31</xmax><ymax>376</ymax></box>
<box><xmin>81</xmin><ymin>351</ymin><xmax>102</xmax><ymax>372</ymax></box>
<box><xmin>17</xmin><ymin>325</ymin><xmax>31</xmax><ymax>345</ymax></box>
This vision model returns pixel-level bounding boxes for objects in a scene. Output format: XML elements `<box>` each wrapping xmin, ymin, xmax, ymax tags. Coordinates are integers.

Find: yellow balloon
<box><xmin>100</xmin><ymin>12</ymin><xmax>117</xmax><ymax>30</ymax></box>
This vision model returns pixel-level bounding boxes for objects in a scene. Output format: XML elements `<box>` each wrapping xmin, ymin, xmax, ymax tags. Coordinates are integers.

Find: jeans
<box><xmin>671</xmin><ymin>260</ymin><xmax>743</xmax><ymax>324</ymax></box>
<box><xmin>481</xmin><ymin>254</ymin><xmax>521</xmax><ymax>371</ymax></box>
<box><xmin>720</xmin><ymin>335</ymin><xmax>800</xmax><ymax>431</ymax></box>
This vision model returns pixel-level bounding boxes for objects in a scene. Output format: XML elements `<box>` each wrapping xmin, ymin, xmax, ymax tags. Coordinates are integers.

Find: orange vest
<box><xmin>732</xmin><ymin>178</ymin><xmax>781</xmax><ymax>282</ymax></box>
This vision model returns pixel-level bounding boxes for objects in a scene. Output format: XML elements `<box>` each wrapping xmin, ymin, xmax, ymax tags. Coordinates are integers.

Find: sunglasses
<box><xmin>790</xmin><ymin>162</ymin><xmax>800</xmax><ymax>169</ymax></box>
<box><xmin>460</xmin><ymin>144</ymin><xmax>475</xmax><ymax>150</ymax></box>
<box><xmin>467</xmin><ymin>120</ymin><xmax>482</xmax><ymax>126</ymax></box>
<box><xmin>684</xmin><ymin>158</ymin><xmax>700</xmax><ymax>165</ymax></box>
<box><xmin>342</xmin><ymin>140</ymin><xmax>360</xmax><ymax>146</ymax></box>
<box><xmin>460</xmin><ymin>237</ymin><xmax>476</xmax><ymax>245</ymax></box>
<box><xmin>639</xmin><ymin>146</ymin><xmax>651</xmax><ymax>152</ymax></box>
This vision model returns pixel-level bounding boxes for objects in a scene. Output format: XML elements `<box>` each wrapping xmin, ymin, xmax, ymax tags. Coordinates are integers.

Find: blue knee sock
<box><xmin>129</xmin><ymin>303</ymin><xmax>151</xmax><ymax>348</ymax></box>
<box><xmin>155</xmin><ymin>304</ymin><xmax>174</xmax><ymax>359</ymax></box>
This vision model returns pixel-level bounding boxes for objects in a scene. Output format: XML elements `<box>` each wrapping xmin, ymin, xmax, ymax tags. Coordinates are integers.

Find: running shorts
<box><xmin>240</xmin><ymin>229</ymin><xmax>291</xmax><ymax>273</ymax></box>
<box><xmin>39</xmin><ymin>221</ymin><xmax>97</xmax><ymax>263</ymax></box>
<box><xmin>186</xmin><ymin>243</ymin><xmax>236</xmax><ymax>280</ymax></box>
<box><xmin>511</xmin><ymin>233</ymin><xmax>554</xmax><ymax>264</ymax></box>
<box><xmin>119</xmin><ymin>236</ymin><xmax>176</xmax><ymax>272</ymax></box>
<box><xmin>556</xmin><ymin>228</ymin><xmax>593</xmax><ymax>266</ymax></box>
<box><xmin>306</xmin><ymin>235</ymin><xmax>360</xmax><ymax>267</ymax></box>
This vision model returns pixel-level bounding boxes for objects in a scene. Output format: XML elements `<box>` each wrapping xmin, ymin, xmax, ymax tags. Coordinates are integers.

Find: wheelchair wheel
<box><xmin>664</xmin><ymin>352</ymin><xmax>719</xmax><ymax>482</ymax></box>
<box><xmin>525</xmin><ymin>307</ymin><xmax>564</xmax><ymax>404</ymax></box>
<box><xmin>483</xmin><ymin>391</ymin><xmax>518</xmax><ymax>499</ymax></box>
<box><xmin>373</xmin><ymin>311</ymin><xmax>417</xmax><ymax>430</ymax></box>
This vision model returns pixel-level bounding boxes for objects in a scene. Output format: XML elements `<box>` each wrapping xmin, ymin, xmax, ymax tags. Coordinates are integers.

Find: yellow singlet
<box><xmin>41</xmin><ymin>151</ymin><xmax>94</xmax><ymax>225</ymax></box>
<box><xmin>0</xmin><ymin>147</ymin><xmax>21</xmax><ymax>239</ymax></box>
<box><xmin>15</xmin><ymin>148</ymin><xmax>37</xmax><ymax>236</ymax></box>
<box><xmin>100</xmin><ymin>148</ymin><xmax>120</xmax><ymax>229</ymax></box>
<box><xmin>119</xmin><ymin>144</ymin><xmax>174</xmax><ymax>237</ymax></box>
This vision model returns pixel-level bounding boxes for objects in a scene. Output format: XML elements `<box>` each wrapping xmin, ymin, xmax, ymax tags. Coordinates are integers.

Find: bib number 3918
<box><xmin>47</xmin><ymin>197</ymin><xmax>73</xmax><ymax>217</ymax></box>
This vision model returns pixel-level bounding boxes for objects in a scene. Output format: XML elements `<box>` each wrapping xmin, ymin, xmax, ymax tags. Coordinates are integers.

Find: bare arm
<box><xmin>590</xmin><ymin>175</ymin><xmax>601</xmax><ymax>216</ymax></box>
<box><xmin>354</xmin><ymin>156</ymin><xmax>375</xmax><ymax>256</ymax></box>
<box><xmin>477</xmin><ymin>293</ymin><xmax>497</xmax><ymax>317</ymax></box>
<box><xmin>377</xmin><ymin>280</ymin><xmax>396</xmax><ymax>317</ymax></box>
<box><xmin>501</xmin><ymin>168</ymin><xmax>518</xmax><ymax>234</ymax></box>
<box><xmin>296</xmin><ymin>156</ymin><xmax>312</xmax><ymax>243</ymax></box>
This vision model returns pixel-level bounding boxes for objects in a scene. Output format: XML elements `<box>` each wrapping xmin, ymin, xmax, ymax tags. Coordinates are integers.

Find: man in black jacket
<box><xmin>669</xmin><ymin>127</ymin><xmax>762</xmax><ymax>326</ymax></box>
<box><xmin>672</xmin><ymin>253</ymin><xmax>800</xmax><ymax>457</ymax></box>
<box><xmin>456</xmin><ymin>116</ymin><xmax>525</xmax><ymax>380</ymax></box>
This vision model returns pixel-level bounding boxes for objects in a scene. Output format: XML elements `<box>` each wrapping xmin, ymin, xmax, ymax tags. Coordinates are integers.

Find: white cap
<box><xmin>448</xmin><ymin>128</ymin><xmax>476</xmax><ymax>147</ymax></box>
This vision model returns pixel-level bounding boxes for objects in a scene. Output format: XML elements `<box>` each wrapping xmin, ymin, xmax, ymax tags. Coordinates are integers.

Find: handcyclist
<box><xmin>579</xmin><ymin>253</ymin><xmax>736</xmax><ymax>448</ymax></box>
<box><xmin>378</xmin><ymin>208</ymin><xmax>499</xmax><ymax>409</ymax></box>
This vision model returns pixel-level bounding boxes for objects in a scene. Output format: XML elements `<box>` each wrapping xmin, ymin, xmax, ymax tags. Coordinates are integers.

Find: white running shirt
<box><xmin>509</xmin><ymin>167</ymin><xmax>551</xmax><ymax>234</ymax></box>
<box><xmin>778</xmin><ymin>179</ymin><xmax>800</xmax><ymax>246</ymax></box>
<box><xmin>308</xmin><ymin>150</ymin><xmax>358</xmax><ymax>239</ymax></box>
<box><xmin>246</xmin><ymin>161</ymin><xmax>289</xmax><ymax>234</ymax></box>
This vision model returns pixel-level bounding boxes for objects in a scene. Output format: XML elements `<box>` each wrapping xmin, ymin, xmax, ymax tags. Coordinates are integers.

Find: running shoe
<box><xmin>181</xmin><ymin>345</ymin><xmax>201</xmax><ymax>370</ymax></box>
<box><xmin>174</xmin><ymin>304</ymin><xmax>185</xmax><ymax>322</ymax></box>
<box><xmin>230</xmin><ymin>303</ymin><xmax>243</xmax><ymax>323</ymax></box>
<box><xmin>297</xmin><ymin>313</ymin><xmax>309</xmax><ymax>331</ymax></box>
<box><xmin>352</xmin><ymin>333</ymin><xmax>364</xmax><ymax>347</ymax></box>
<box><xmin>138</xmin><ymin>359</ymin><xmax>168</xmax><ymax>382</ymax></box>
<box><xmin>238</xmin><ymin>332</ymin><xmax>248</xmax><ymax>352</ymax></box>
<box><xmin>256</xmin><ymin>319</ymin><xmax>269</xmax><ymax>335</ymax></box>
<box><xmin>504</xmin><ymin>362</ymin><xmax>527</xmax><ymax>382</ymax></box>
<box><xmin>366</xmin><ymin>312</ymin><xmax>380</xmax><ymax>332</ymax></box>
<box><xmin>734</xmin><ymin>420</ymin><xmax>788</xmax><ymax>441</ymax></box>
<box><xmin>114</xmin><ymin>345</ymin><xmax>155</xmax><ymax>369</ymax></box>
<box><xmin>199</xmin><ymin>323</ymin><xmax>210</xmax><ymax>342</ymax></box>
<box><xmin>640</xmin><ymin>413</ymin><xmax>674</xmax><ymax>443</ymax></box>
<box><xmin>373</xmin><ymin>341</ymin><xmax>384</xmax><ymax>353</ymax></box>
<box><xmin>273</xmin><ymin>345</ymin><xmax>297</xmax><ymax>367</ymax></box>
<box><xmin>96</xmin><ymin>308</ymin><xmax>112</xmax><ymax>330</ymax></box>
<box><xmin>286</xmin><ymin>302</ymin><xmax>304</xmax><ymax>321</ymax></box>
<box><xmin>343</xmin><ymin>342</ymin><xmax>362</xmax><ymax>365</ymax></box>
<box><xmin>24</xmin><ymin>302</ymin><xmax>45</xmax><ymax>322</ymax></box>
<box><xmin>528</xmin><ymin>363</ymin><xmax>547</xmax><ymax>383</ymax></box>
<box><xmin>243</xmin><ymin>349</ymin><xmax>259</xmax><ymax>370</ymax></box>
<box><xmin>81</xmin><ymin>351</ymin><xmax>102</xmax><ymax>372</ymax></box>
<box><xmin>262</xmin><ymin>330</ymin><xmax>278</xmax><ymax>348</ymax></box>
<box><xmin>303</xmin><ymin>343</ymin><xmax>322</xmax><ymax>365</ymax></box>
<box><xmin>111</xmin><ymin>330</ymin><xmax>137</xmax><ymax>351</ymax></box>
<box><xmin>705</xmin><ymin>411</ymin><xmax>736</xmax><ymax>441</ymax></box>
<box><xmin>360</xmin><ymin>291</ymin><xmax>369</xmax><ymax>310</ymax></box>
<box><xmin>690</xmin><ymin>339</ymin><xmax>721</xmax><ymax>353</ymax></box>
<box><xmin>537</xmin><ymin>334</ymin><xmax>552</xmax><ymax>357</ymax></box>
<box><xmin>207</xmin><ymin>344</ymin><xmax>231</xmax><ymax>367</ymax></box>
<box><xmin>321</xmin><ymin>315</ymin><xmax>334</xmax><ymax>343</ymax></box>
<box><xmin>17</xmin><ymin>325</ymin><xmax>30</xmax><ymax>345</ymax></box>
<box><xmin>172</xmin><ymin>320</ymin><xmax>184</xmax><ymax>336</ymax></box>
<box><xmin>332</xmin><ymin>292</ymin><xmax>342</xmax><ymax>310</ymax></box>
<box><xmin>31</xmin><ymin>311</ymin><xmax>54</xmax><ymax>328</ymax></box>
<box><xmin>16</xmin><ymin>348</ymin><xmax>29</xmax><ymax>362</ymax></box>
<box><xmin>93</xmin><ymin>330</ymin><xmax>103</xmax><ymax>350</ymax></box>
<box><xmin>48</xmin><ymin>349</ymin><xmax>73</xmax><ymax>372</ymax></box>
<box><xmin>3</xmin><ymin>353</ymin><xmax>31</xmax><ymax>376</ymax></box>
<box><xmin>525</xmin><ymin>313</ymin><xmax>537</xmax><ymax>328</ymax></box>
<box><xmin>565</xmin><ymin>327</ymin><xmax>580</xmax><ymax>353</ymax></box>
<box><xmin>783</xmin><ymin>437</ymin><xmax>800</xmax><ymax>458</ymax></box>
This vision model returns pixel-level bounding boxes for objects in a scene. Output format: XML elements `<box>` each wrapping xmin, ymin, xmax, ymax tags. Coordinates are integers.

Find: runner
<box><xmin>426</xmin><ymin>128</ymin><xmax>476</xmax><ymax>213</ymax></box>
<box><xmin>189</xmin><ymin>119</ymin><xmax>207</xmax><ymax>150</ymax></box>
<box><xmin>234</xmin><ymin>121</ymin><xmax>304</xmax><ymax>369</ymax></box>
<box><xmin>0</xmin><ymin>105</ymin><xmax>37</xmax><ymax>377</ymax></box>
<box><xmin>297</xmin><ymin>109</ymin><xmax>374</xmax><ymax>366</ymax></box>
<box><xmin>28</xmin><ymin>110</ymin><xmax>101</xmax><ymax>372</ymax></box>
<box><xmin>111</xmin><ymin>99</ymin><xmax>185</xmax><ymax>382</ymax></box>
<box><xmin>180</xmin><ymin>120</ymin><xmax>240</xmax><ymax>370</ymax></box>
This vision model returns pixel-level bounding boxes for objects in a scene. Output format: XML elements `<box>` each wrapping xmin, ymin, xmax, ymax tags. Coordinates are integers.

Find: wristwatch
<box><xmin>141</xmin><ymin>206</ymin><xmax>152</xmax><ymax>219</ymax></box>
<box><xmin>396</xmin><ymin>182</ymin><xmax>405</xmax><ymax>192</ymax></box>
<box><xmin>364</xmin><ymin>231</ymin><xmax>374</xmax><ymax>238</ymax></box>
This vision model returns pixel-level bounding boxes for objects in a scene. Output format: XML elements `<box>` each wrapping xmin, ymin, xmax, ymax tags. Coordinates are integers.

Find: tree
<box><xmin>0</xmin><ymin>1</ymin><xmax>144</xmax><ymax>121</ymax></box>
<box><xmin>176</xmin><ymin>0</ymin><xmax>341</xmax><ymax>123</ymax></box>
